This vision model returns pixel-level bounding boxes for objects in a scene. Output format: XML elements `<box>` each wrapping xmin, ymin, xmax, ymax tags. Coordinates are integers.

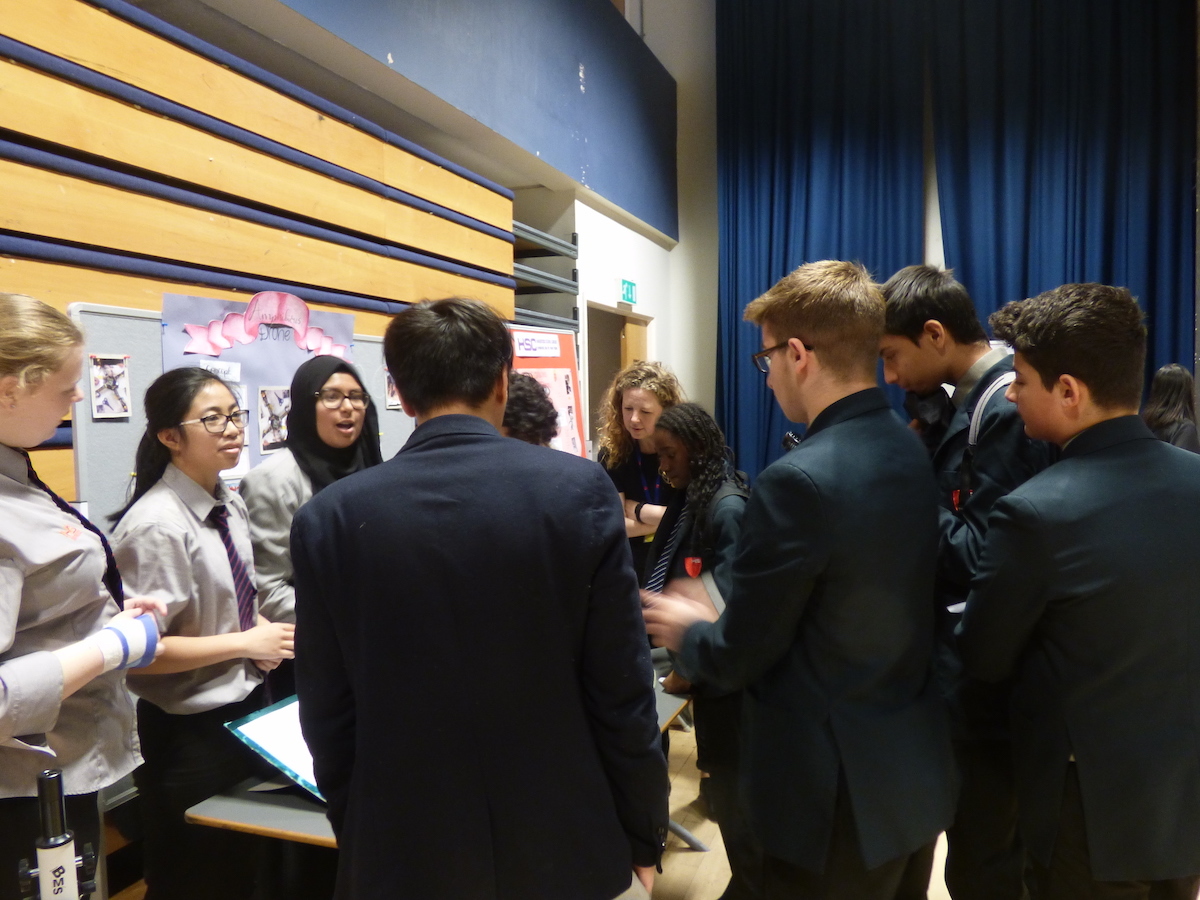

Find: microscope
<box><xmin>17</xmin><ymin>769</ymin><xmax>97</xmax><ymax>899</ymax></box>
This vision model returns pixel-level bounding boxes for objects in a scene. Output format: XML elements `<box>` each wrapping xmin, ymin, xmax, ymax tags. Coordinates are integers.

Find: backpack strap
<box><xmin>968</xmin><ymin>370</ymin><xmax>1017</xmax><ymax>452</ymax></box>
<box><xmin>956</xmin><ymin>370</ymin><xmax>1017</xmax><ymax>508</ymax></box>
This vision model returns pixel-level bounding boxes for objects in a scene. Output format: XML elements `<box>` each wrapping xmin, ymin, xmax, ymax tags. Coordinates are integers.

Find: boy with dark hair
<box><xmin>294</xmin><ymin>297</ymin><xmax>668</xmax><ymax>900</ymax></box>
<box><xmin>959</xmin><ymin>283</ymin><xmax>1200</xmax><ymax>899</ymax></box>
<box><xmin>880</xmin><ymin>265</ymin><xmax>1053</xmax><ymax>900</ymax></box>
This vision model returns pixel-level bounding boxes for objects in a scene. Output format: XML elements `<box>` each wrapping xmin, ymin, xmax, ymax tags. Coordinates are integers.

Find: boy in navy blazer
<box><xmin>292</xmin><ymin>298</ymin><xmax>668</xmax><ymax>900</ymax></box>
<box><xmin>959</xmin><ymin>284</ymin><xmax>1200</xmax><ymax>899</ymax></box>
<box><xmin>881</xmin><ymin>265</ymin><xmax>1053</xmax><ymax>900</ymax></box>
<box><xmin>644</xmin><ymin>260</ymin><xmax>957</xmax><ymax>899</ymax></box>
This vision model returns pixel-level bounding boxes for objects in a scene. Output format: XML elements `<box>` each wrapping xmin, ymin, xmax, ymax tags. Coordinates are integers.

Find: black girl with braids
<box><xmin>644</xmin><ymin>402</ymin><xmax>761</xmax><ymax>900</ymax></box>
<box><xmin>652</xmin><ymin>402</ymin><xmax>749</xmax><ymax>566</ymax></box>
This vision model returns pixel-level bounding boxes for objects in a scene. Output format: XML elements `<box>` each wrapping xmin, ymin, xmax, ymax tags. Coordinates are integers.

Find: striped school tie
<box><xmin>208</xmin><ymin>505</ymin><xmax>258</xmax><ymax>631</ymax></box>
<box><xmin>645</xmin><ymin>511</ymin><xmax>689</xmax><ymax>593</ymax></box>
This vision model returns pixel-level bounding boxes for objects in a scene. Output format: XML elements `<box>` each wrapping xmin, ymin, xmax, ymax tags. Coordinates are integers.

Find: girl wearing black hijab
<box><xmin>239</xmin><ymin>356</ymin><xmax>382</xmax><ymax>688</ymax></box>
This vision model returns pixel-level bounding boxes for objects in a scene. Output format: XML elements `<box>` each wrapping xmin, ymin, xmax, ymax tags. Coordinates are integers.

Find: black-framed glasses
<box><xmin>315</xmin><ymin>389</ymin><xmax>370</xmax><ymax>410</ymax></box>
<box><xmin>751</xmin><ymin>340</ymin><xmax>813</xmax><ymax>374</ymax></box>
<box><xmin>180</xmin><ymin>410</ymin><xmax>250</xmax><ymax>433</ymax></box>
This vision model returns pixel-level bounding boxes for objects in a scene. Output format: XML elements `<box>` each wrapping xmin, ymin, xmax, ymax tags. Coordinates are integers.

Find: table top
<box><xmin>185</xmin><ymin>779</ymin><xmax>335</xmax><ymax>848</ymax></box>
<box><xmin>654</xmin><ymin>679</ymin><xmax>689</xmax><ymax>732</ymax></box>
<box><xmin>187</xmin><ymin>679</ymin><xmax>689</xmax><ymax>846</ymax></box>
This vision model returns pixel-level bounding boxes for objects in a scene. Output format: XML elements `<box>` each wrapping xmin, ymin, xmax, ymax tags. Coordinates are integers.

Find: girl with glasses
<box><xmin>237</xmin><ymin>357</ymin><xmax>382</xmax><ymax>700</ymax></box>
<box><xmin>110</xmin><ymin>366</ymin><xmax>294</xmax><ymax>900</ymax></box>
<box><xmin>0</xmin><ymin>294</ymin><xmax>163</xmax><ymax>898</ymax></box>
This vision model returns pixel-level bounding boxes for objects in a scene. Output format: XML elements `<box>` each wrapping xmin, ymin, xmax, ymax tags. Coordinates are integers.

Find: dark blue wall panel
<box><xmin>279</xmin><ymin>0</ymin><xmax>679</xmax><ymax>238</ymax></box>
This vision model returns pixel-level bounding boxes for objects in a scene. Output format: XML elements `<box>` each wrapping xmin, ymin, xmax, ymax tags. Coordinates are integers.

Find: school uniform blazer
<box><xmin>676</xmin><ymin>389</ymin><xmax>957</xmax><ymax>873</ymax></box>
<box><xmin>931</xmin><ymin>355</ymin><xmax>1054</xmax><ymax>737</ymax></box>
<box><xmin>291</xmin><ymin>414</ymin><xmax>668</xmax><ymax>900</ymax></box>
<box><xmin>959</xmin><ymin>416</ymin><xmax>1200</xmax><ymax>881</ymax></box>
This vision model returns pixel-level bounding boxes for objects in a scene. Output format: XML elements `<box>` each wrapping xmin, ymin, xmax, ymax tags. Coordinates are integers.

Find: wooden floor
<box><xmin>110</xmin><ymin>725</ymin><xmax>953</xmax><ymax>900</ymax></box>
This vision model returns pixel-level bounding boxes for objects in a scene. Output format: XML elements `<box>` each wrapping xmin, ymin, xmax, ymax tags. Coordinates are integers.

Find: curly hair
<box><xmin>597</xmin><ymin>360</ymin><xmax>685</xmax><ymax>469</ymax></box>
<box><xmin>655</xmin><ymin>403</ymin><xmax>748</xmax><ymax>559</ymax></box>
<box><xmin>503</xmin><ymin>371</ymin><xmax>559</xmax><ymax>446</ymax></box>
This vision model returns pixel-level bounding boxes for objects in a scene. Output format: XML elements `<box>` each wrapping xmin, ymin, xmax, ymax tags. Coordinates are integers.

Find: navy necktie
<box><xmin>646</xmin><ymin>511</ymin><xmax>689</xmax><ymax>593</ymax></box>
<box><xmin>21</xmin><ymin>450</ymin><xmax>124</xmax><ymax>609</ymax></box>
<box><xmin>208</xmin><ymin>505</ymin><xmax>257</xmax><ymax>631</ymax></box>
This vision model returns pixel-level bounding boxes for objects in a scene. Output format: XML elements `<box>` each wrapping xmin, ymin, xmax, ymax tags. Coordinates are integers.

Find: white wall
<box><xmin>643</xmin><ymin>0</ymin><xmax>719</xmax><ymax>411</ymax></box>
<box><xmin>517</xmin><ymin>1</ymin><xmax>721</xmax><ymax>417</ymax></box>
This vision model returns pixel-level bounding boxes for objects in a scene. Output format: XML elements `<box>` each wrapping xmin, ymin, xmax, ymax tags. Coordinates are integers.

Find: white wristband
<box><xmin>90</xmin><ymin>614</ymin><xmax>159</xmax><ymax>672</ymax></box>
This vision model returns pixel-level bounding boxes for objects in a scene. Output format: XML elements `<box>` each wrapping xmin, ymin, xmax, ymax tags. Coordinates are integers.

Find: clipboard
<box><xmin>225</xmin><ymin>695</ymin><xmax>324</xmax><ymax>801</ymax></box>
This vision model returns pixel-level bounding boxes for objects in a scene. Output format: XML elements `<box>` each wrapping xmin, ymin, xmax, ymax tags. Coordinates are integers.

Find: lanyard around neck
<box><xmin>633</xmin><ymin>446</ymin><xmax>662</xmax><ymax>505</ymax></box>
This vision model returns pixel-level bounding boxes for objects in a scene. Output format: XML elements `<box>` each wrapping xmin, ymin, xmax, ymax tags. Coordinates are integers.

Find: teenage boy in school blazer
<box><xmin>881</xmin><ymin>265</ymin><xmax>1054</xmax><ymax>900</ymax></box>
<box><xmin>292</xmin><ymin>298</ymin><xmax>668</xmax><ymax>900</ymax></box>
<box><xmin>959</xmin><ymin>283</ymin><xmax>1200</xmax><ymax>899</ymax></box>
<box><xmin>644</xmin><ymin>261</ymin><xmax>957</xmax><ymax>900</ymax></box>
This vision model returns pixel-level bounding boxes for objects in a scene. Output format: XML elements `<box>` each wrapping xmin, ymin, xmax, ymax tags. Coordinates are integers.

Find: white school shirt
<box><xmin>0</xmin><ymin>443</ymin><xmax>140</xmax><ymax>798</ymax></box>
<box><xmin>115</xmin><ymin>464</ymin><xmax>262</xmax><ymax>715</ymax></box>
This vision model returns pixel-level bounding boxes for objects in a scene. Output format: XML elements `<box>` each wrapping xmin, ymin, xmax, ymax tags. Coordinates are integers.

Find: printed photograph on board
<box><xmin>259</xmin><ymin>387</ymin><xmax>291</xmax><ymax>453</ymax></box>
<box><xmin>89</xmin><ymin>354</ymin><xmax>132</xmax><ymax>419</ymax></box>
<box><xmin>385</xmin><ymin>371</ymin><xmax>403</xmax><ymax>410</ymax></box>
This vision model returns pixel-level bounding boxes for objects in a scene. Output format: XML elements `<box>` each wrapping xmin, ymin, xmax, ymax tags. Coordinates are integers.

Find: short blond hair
<box><xmin>744</xmin><ymin>260</ymin><xmax>884</xmax><ymax>381</ymax></box>
<box><xmin>0</xmin><ymin>293</ymin><xmax>83</xmax><ymax>388</ymax></box>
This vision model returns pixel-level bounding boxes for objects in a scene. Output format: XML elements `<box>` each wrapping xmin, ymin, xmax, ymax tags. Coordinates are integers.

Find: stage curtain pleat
<box><xmin>716</xmin><ymin>0</ymin><xmax>925</xmax><ymax>478</ymax></box>
<box><xmin>929</xmin><ymin>0</ymin><xmax>1197</xmax><ymax>385</ymax></box>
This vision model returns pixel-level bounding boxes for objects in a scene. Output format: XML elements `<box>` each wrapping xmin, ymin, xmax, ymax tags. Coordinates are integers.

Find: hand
<box><xmin>660</xmin><ymin>669</ymin><xmax>692</xmax><ymax>695</ymax></box>
<box><xmin>634</xmin><ymin>864</ymin><xmax>655</xmax><ymax>894</ymax></box>
<box><xmin>242</xmin><ymin>621</ymin><xmax>295</xmax><ymax>661</ymax></box>
<box><xmin>110</xmin><ymin>599</ymin><xmax>167</xmax><ymax>661</ymax></box>
<box><xmin>118</xmin><ymin>595</ymin><xmax>168</xmax><ymax>620</ymax></box>
<box><xmin>641</xmin><ymin>588</ymin><xmax>716</xmax><ymax>652</ymax></box>
<box><xmin>254</xmin><ymin>658</ymin><xmax>283</xmax><ymax>672</ymax></box>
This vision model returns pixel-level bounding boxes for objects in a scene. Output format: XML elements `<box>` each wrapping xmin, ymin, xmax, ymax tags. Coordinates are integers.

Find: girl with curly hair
<box><xmin>597</xmin><ymin>361</ymin><xmax>685</xmax><ymax>578</ymax></box>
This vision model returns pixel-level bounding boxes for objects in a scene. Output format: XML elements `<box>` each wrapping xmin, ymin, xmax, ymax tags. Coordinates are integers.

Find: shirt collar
<box><xmin>951</xmin><ymin>347</ymin><xmax>1009</xmax><ymax>408</ymax></box>
<box><xmin>0</xmin><ymin>444</ymin><xmax>32</xmax><ymax>484</ymax></box>
<box><xmin>162</xmin><ymin>463</ymin><xmax>229</xmax><ymax>521</ymax></box>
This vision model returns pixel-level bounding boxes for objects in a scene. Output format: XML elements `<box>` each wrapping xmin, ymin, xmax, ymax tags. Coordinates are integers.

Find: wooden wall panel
<box><xmin>0</xmin><ymin>159</ymin><xmax>515</xmax><ymax>316</ymax></box>
<box><xmin>0</xmin><ymin>60</ymin><xmax>511</xmax><ymax>275</ymax></box>
<box><xmin>27</xmin><ymin>447</ymin><xmax>76</xmax><ymax>501</ymax></box>
<box><xmin>0</xmin><ymin>257</ymin><xmax>397</xmax><ymax>336</ymax></box>
<box><xmin>0</xmin><ymin>0</ymin><xmax>512</xmax><ymax>231</ymax></box>
<box><xmin>2</xmin><ymin>258</ymin><xmax>398</xmax><ymax>500</ymax></box>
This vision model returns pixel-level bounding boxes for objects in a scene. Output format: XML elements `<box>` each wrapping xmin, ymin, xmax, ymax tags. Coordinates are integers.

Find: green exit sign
<box><xmin>620</xmin><ymin>279</ymin><xmax>637</xmax><ymax>304</ymax></box>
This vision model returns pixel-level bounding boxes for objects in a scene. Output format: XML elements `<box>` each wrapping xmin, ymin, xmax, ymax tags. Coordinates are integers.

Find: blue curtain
<box><xmin>929</xmin><ymin>0</ymin><xmax>1197</xmax><ymax>382</ymax></box>
<box><xmin>715</xmin><ymin>0</ymin><xmax>926</xmax><ymax>479</ymax></box>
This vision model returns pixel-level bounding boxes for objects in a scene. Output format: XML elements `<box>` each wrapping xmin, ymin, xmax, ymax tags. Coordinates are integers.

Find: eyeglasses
<box><xmin>180</xmin><ymin>410</ymin><xmax>250</xmax><ymax>433</ymax></box>
<box><xmin>751</xmin><ymin>340</ymin><xmax>813</xmax><ymax>374</ymax></box>
<box><xmin>315</xmin><ymin>389</ymin><xmax>370</xmax><ymax>410</ymax></box>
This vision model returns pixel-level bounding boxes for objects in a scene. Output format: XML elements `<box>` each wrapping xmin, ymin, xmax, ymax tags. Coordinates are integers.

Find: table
<box><xmin>186</xmin><ymin>681</ymin><xmax>702</xmax><ymax>850</ymax></box>
<box><xmin>185</xmin><ymin>780</ymin><xmax>334</xmax><ymax>848</ymax></box>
